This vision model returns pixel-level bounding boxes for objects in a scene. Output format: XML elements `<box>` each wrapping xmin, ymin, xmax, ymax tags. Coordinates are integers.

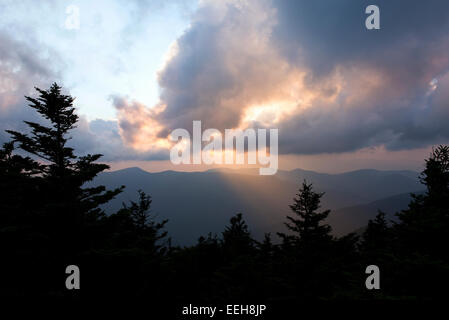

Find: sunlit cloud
<box><xmin>1</xmin><ymin>0</ymin><xmax>449</xmax><ymax>170</ymax></box>
<box><xmin>112</xmin><ymin>97</ymin><xmax>171</xmax><ymax>152</ymax></box>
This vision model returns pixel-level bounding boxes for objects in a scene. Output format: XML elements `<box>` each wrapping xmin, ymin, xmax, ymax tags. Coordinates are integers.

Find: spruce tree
<box><xmin>360</xmin><ymin>211</ymin><xmax>390</xmax><ymax>253</ymax></box>
<box><xmin>359</xmin><ymin>211</ymin><xmax>392</xmax><ymax>288</ymax></box>
<box><xmin>222</xmin><ymin>213</ymin><xmax>254</xmax><ymax>256</ymax></box>
<box><xmin>277</xmin><ymin>181</ymin><xmax>335</xmax><ymax>298</ymax></box>
<box><xmin>396</xmin><ymin>145</ymin><xmax>449</xmax><ymax>257</ymax></box>
<box><xmin>387</xmin><ymin>145</ymin><xmax>449</xmax><ymax>298</ymax></box>
<box><xmin>116</xmin><ymin>190</ymin><xmax>168</xmax><ymax>254</ymax></box>
<box><xmin>277</xmin><ymin>181</ymin><xmax>332</xmax><ymax>248</ymax></box>
<box><xmin>6</xmin><ymin>84</ymin><xmax>123</xmax><ymax>222</ymax></box>
<box><xmin>258</xmin><ymin>233</ymin><xmax>274</xmax><ymax>257</ymax></box>
<box><xmin>2</xmin><ymin>84</ymin><xmax>123</xmax><ymax>294</ymax></box>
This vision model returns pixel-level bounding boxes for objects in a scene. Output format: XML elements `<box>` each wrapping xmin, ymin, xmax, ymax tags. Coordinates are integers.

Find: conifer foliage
<box><xmin>278</xmin><ymin>181</ymin><xmax>333</xmax><ymax>248</ymax></box>
<box><xmin>1</xmin><ymin>83</ymin><xmax>448</xmax><ymax>300</ymax></box>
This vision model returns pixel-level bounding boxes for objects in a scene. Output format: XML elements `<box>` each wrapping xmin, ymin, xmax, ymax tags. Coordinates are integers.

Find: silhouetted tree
<box><xmin>258</xmin><ymin>233</ymin><xmax>274</xmax><ymax>258</ymax></box>
<box><xmin>0</xmin><ymin>141</ymin><xmax>41</xmax><ymax>222</ymax></box>
<box><xmin>276</xmin><ymin>181</ymin><xmax>337</xmax><ymax>298</ymax></box>
<box><xmin>391</xmin><ymin>145</ymin><xmax>449</xmax><ymax>298</ymax></box>
<box><xmin>3</xmin><ymin>83</ymin><xmax>449</xmax><ymax>302</ymax></box>
<box><xmin>278</xmin><ymin>181</ymin><xmax>333</xmax><ymax>249</ymax></box>
<box><xmin>116</xmin><ymin>190</ymin><xmax>168</xmax><ymax>253</ymax></box>
<box><xmin>222</xmin><ymin>213</ymin><xmax>254</xmax><ymax>256</ymax></box>
<box><xmin>360</xmin><ymin>211</ymin><xmax>390</xmax><ymax>253</ymax></box>
<box><xmin>397</xmin><ymin>146</ymin><xmax>449</xmax><ymax>253</ymax></box>
<box><xmin>1</xmin><ymin>83</ymin><xmax>123</xmax><ymax>295</ymax></box>
<box><xmin>81</xmin><ymin>190</ymin><xmax>170</xmax><ymax>297</ymax></box>
<box><xmin>6</xmin><ymin>83</ymin><xmax>123</xmax><ymax>220</ymax></box>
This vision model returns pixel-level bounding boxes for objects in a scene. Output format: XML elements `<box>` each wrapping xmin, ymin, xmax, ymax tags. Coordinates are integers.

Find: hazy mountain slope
<box><xmin>92</xmin><ymin>168</ymin><xmax>295</xmax><ymax>244</ymax></box>
<box><xmin>327</xmin><ymin>191</ymin><xmax>425</xmax><ymax>236</ymax></box>
<box><xmin>90</xmin><ymin>167</ymin><xmax>423</xmax><ymax>244</ymax></box>
<box><xmin>277</xmin><ymin>168</ymin><xmax>422</xmax><ymax>205</ymax></box>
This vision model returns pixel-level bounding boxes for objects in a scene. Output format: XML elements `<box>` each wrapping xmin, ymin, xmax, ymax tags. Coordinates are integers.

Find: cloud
<box><xmin>110</xmin><ymin>96</ymin><xmax>170</xmax><ymax>158</ymax></box>
<box><xmin>116</xmin><ymin>0</ymin><xmax>449</xmax><ymax>156</ymax></box>
<box><xmin>0</xmin><ymin>30</ymin><xmax>167</xmax><ymax>162</ymax></box>
<box><xmin>2</xmin><ymin>0</ymin><xmax>449</xmax><ymax>161</ymax></box>
<box><xmin>69</xmin><ymin>117</ymin><xmax>169</xmax><ymax>161</ymax></box>
<box><xmin>0</xmin><ymin>31</ymin><xmax>57</xmax><ymax>142</ymax></box>
<box><xmin>274</xmin><ymin>0</ymin><xmax>449</xmax><ymax>76</ymax></box>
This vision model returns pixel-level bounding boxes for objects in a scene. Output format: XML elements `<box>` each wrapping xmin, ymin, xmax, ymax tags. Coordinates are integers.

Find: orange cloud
<box><xmin>113</xmin><ymin>97</ymin><xmax>170</xmax><ymax>152</ymax></box>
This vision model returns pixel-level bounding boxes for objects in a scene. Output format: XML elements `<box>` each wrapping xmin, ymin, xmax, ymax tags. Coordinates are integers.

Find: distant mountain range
<box><xmin>328</xmin><ymin>192</ymin><xmax>420</xmax><ymax>236</ymax></box>
<box><xmin>89</xmin><ymin>167</ymin><xmax>424</xmax><ymax>245</ymax></box>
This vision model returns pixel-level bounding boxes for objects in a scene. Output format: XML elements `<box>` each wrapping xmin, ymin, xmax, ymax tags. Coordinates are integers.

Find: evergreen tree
<box><xmin>0</xmin><ymin>141</ymin><xmax>42</xmax><ymax>222</ymax></box>
<box><xmin>396</xmin><ymin>145</ymin><xmax>449</xmax><ymax>258</ymax></box>
<box><xmin>360</xmin><ymin>211</ymin><xmax>390</xmax><ymax>253</ymax></box>
<box><xmin>222</xmin><ymin>213</ymin><xmax>254</xmax><ymax>256</ymax></box>
<box><xmin>258</xmin><ymin>233</ymin><xmax>274</xmax><ymax>258</ymax></box>
<box><xmin>357</xmin><ymin>211</ymin><xmax>393</xmax><ymax>297</ymax></box>
<box><xmin>6</xmin><ymin>83</ymin><xmax>123</xmax><ymax>221</ymax></box>
<box><xmin>116</xmin><ymin>190</ymin><xmax>168</xmax><ymax>254</ymax></box>
<box><xmin>391</xmin><ymin>145</ymin><xmax>449</xmax><ymax>298</ymax></box>
<box><xmin>1</xmin><ymin>83</ymin><xmax>123</xmax><ymax>294</ymax></box>
<box><xmin>277</xmin><ymin>181</ymin><xmax>333</xmax><ymax>248</ymax></box>
<box><xmin>276</xmin><ymin>181</ymin><xmax>336</xmax><ymax>299</ymax></box>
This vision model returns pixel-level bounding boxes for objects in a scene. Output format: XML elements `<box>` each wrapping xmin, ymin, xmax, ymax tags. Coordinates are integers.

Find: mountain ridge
<box><xmin>92</xmin><ymin>166</ymin><xmax>423</xmax><ymax>244</ymax></box>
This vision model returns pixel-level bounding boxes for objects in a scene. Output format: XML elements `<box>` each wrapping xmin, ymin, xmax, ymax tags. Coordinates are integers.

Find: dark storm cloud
<box><xmin>272</xmin><ymin>0</ymin><xmax>449</xmax><ymax>154</ymax></box>
<box><xmin>274</xmin><ymin>0</ymin><xmax>449</xmax><ymax>77</ymax></box>
<box><xmin>146</xmin><ymin>0</ymin><xmax>449</xmax><ymax>155</ymax></box>
<box><xmin>3</xmin><ymin>1</ymin><xmax>449</xmax><ymax>158</ymax></box>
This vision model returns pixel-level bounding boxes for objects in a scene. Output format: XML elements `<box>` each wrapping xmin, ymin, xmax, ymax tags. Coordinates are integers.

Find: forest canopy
<box><xmin>0</xmin><ymin>84</ymin><xmax>448</xmax><ymax>301</ymax></box>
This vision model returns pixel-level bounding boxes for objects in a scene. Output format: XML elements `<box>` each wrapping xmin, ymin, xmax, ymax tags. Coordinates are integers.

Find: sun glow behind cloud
<box><xmin>241</xmin><ymin>101</ymin><xmax>296</xmax><ymax>127</ymax></box>
<box><xmin>2</xmin><ymin>0</ymin><xmax>449</xmax><ymax>169</ymax></box>
<box><xmin>101</xmin><ymin>0</ymin><xmax>449</xmax><ymax>168</ymax></box>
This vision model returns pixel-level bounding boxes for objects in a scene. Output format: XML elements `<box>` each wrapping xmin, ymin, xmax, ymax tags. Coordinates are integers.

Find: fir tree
<box><xmin>360</xmin><ymin>211</ymin><xmax>390</xmax><ymax>253</ymax></box>
<box><xmin>6</xmin><ymin>83</ymin><xmax>123</xmax><ymax>219</ymax></box>
<box><xmin>396</xmin><ymin>145</ymin><xmax>449</xmax><ymax>258</ymax></box>
<box><xmin>6</xmin><ymin>84</ymin><xmax>121</xmax><ymax>221</ymax></box>
<box><xmin>222</xmin><ymin>213</ymin><xmax>254</xmax><ymax>256</ymax></box>
<box><xmin>116</xmin><ymin>190</ymin><xmax>168</xmax><ymax>254</ymax></box>
<box><xmin>1</xmin><ymin>84</ymin><xmax>123</xmax><ymax>294</ymax></box>
<box><xmin>276</xmin><ymin>181</ymin><xmax>336</xmax><ymax>298</ymax></box>
<box><xmin>278</xmin><ymin>181</ymin><xmax>333</xmax><ymax>248</ymax></box>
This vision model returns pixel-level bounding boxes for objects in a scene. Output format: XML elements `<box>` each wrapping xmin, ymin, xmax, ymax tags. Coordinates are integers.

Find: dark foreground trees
<box><xmin>1</xmin><ymin>83</ymin><xmax>121</xmax><ymax>294</ymax></box>
<box><xmin>0</xmin><ymin>84</ymin><xmax>166</xmax><ymax>296</ymax></box>
<box><xmin>359</xmin><ymin>145</ymin><xmax>449</xmax><ymax>299</ymax></box>
<box><xmin>0</xmin><ymin>83</ymin><xmax>448</xmax><ymax>300</ymax></box>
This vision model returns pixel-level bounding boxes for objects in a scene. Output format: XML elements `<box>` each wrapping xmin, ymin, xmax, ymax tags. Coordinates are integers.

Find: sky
<box><xmin>1</xmin><ymin>0</ymin><xmax>449</xmax><ymax>173</ymax></box>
